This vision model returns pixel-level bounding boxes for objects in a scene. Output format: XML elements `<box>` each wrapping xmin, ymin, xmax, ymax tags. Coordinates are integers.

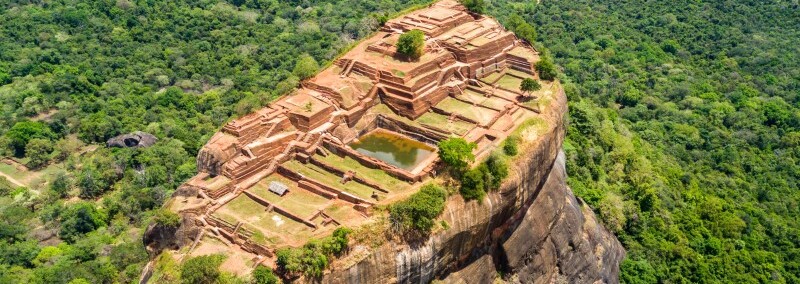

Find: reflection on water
<box><xmin>349</xmin><ymin>130</ymin><xmax>435</xmax><ymax>172</ymax></box>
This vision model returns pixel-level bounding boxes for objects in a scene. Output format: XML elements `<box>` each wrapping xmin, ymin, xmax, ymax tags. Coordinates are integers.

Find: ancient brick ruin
<box><xmin>170</xmin><ymin>0</ymin><xmax>549</xmax><ymax>263</ymax></box>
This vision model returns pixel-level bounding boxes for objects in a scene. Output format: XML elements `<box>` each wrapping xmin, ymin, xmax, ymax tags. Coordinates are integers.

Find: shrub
<box><xmin>276</xmin><ymin>246</ymin><xmax>327</xmax><ymax>278</ymax></box>
<box><xmin>485</xmin><ymin>154</ymin><xmax>509</xmax><ymax>189</ymax></box>
<box><xmin>396</xmin><ymin>29</ymin><xmax>425</xmax><ymax>60</ymax></box>
<box><xmin>535</xmin><ymin>57</ymin><xmax>557</xmax><ymax>81</ymax></box>
<box><xmin>321</xmin><ymin>227</ymin><xmax>352</xmax><ymax>256</ymax></box>
<box><xmin>437</xmin><ymin>138</ymin><xmax>477</xmax><ymax>173</ymax></box>
<box><xmin>153</xmin><ymin>209</ymin><xmax>181</xmax><ymax>227</ymax></box>
<box><xmin>389</xmin><ymin>183</ymin><xmax>447</xmax><ymax>235</ymax></box>
<box><xmin>276</xmin><ymin>227</ymin><xmax>352</xmax><ymax>278</ymax></box>
<box><xmin>180</xmin><ymin>254</ymin><xmax>225</xmax><ymax>284</ymax></box>
<box><xmin>520</xmin><ymin>78</ymin><xmax>541</xmax><ymax>94</ymax></box>
<box><xmin>503</xmin><ymin>135</ymin><xmax>519</xmax><ymax>156</ymax></box>
<box><xmin>459</xmin><ymin>154</ymin><xmax>509</xmax><ymax>200</ymax></box>
<box><xmin>25</xmin><ymin>138</ymin><xmax>53</xmax><ymax>169</ymax></box>
<box><xmin>252</xmin><ymin>266</ymin><xmax>279</xmax><ymax>284</ymax></box>
<box><xmin>460</xmin><ymin>165</ymin><xmax>487</xmax><ymax>201</ymax></box>
<box><xmin>5</xmin><ymin>120</ymin><xmax>55</xmax><ymax>157</ymax></box>
<box><xmin>59</xmin><ymin>202</ymin><xmax>107</xmax><ymax>243</ymax></box>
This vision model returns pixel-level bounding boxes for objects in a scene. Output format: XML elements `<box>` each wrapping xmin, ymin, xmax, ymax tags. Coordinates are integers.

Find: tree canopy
<box><xmin>461</xmin><ymin>0</ymin><xmax>485</xmax><ymax>14</ymax></box>
<box><xmin>486</xmin><ymin>0</ymin><xmax>800</xmax><ymax>282</ymax></box>
<box><xmin>437</xmin><ymin>137</ymin><xmax>476</xmax><ymax>172</ymax></box>
<box><xmin>395</xmin><ymin>29</ymin><xmax>425</xmax><ymax>60</ymax></box>
<box><xmin>520</xmin><ymin>78</ymin><xmax>541</xmax><ymax>94</ymax></box>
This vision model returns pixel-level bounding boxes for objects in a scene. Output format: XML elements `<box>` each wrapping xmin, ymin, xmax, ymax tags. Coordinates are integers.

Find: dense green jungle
<box><xmin>0</xmin><ymin>0</ymin><xmax>797</xmax><ymax>283</ymax></box>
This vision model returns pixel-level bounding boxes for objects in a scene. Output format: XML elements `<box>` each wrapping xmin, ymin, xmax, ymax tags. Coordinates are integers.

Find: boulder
<box><xmin>106</xmin><ymin>131</ymin><xmax>158</xmax><ymax>148</ymax></box>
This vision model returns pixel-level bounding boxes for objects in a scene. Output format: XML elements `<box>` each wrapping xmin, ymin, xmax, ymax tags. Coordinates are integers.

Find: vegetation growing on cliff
<box><xmin>389</xmin><ymin>183</ymin><xmax>447</xmax><ymax>235</ymax></box>
<box><xmin>486</xmin><ymin>0</ymin><xmax>800</xmax><ymax>282</ymax></box>
<box><xmin>276</xmin><ymin>227</ymin><xmax>352</xmax><ymax>278</ymax></box>
<box><xmin>437</xmin><ymin>138</ymin><xmax>476</xmax><ymax>173</ymax></box>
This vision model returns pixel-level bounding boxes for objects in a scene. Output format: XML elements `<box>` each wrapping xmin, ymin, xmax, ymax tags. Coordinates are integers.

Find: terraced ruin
<box><xmin>165</xmin><ymin>0</ymin><xmax>557</xmax><ymax>270</ymax></box>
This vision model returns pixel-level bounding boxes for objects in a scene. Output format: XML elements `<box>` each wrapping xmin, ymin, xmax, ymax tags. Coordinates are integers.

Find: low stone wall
<box><xmin>322</xmin><ymin>140</ymin><xmax>422</xmax><ymax>183</ymax></box>
<box><xmin>308</xmin><ymin>157</ymin><xmax>389</xmax><ymax>193</ymax></box>
<box><xmin>277</xmin><ymin>165</ymin><xmax>375</xmax><ymax>205</ymax></box>
<box><xmin>318</xmin><ymin>84</ymin><xmax>572</xmax><ymax>284</ymax></box>
<box><xmin>242</xmin><ymin>190</ymin><xmax>317</xmax><ymax>229</ymax></box>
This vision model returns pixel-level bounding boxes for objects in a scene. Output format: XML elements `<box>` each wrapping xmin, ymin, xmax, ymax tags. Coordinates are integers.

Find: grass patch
<box><xmin>436</xmin><ymin>97</ymin><xmax>498</xmax><ymax>125</ymax></box>
<box><xmin>481</xmin><ymin>71</ymin><xmax>504</xmax><ymax>84</ymax></box>
<box><xmin>417</xmin><ymin>112</ymin><xmax>475</xmax><ymax>136</ymax></box>
<box><xmin>283</xmin><ymin>161</ymin><xmax>378</xmax><ymax>200</ymax></box>
<box><xmin>314</xmin><ymin>154</ymin><xmax>411</xmax><ymax>192</ymax></box>
<box><xmin>511</xmin><ymin>117</ymin><xmax>548</xmax><ymax>143</ymax></box>
<box><xmin>251</xmin><ymin>178</ymin><xmax>329</xmax><ymax>218</ymax></box>
<box><xmin>496</xmin><ymin>75</ymin><xmax>523</xmax><ymax>92</ymax></box>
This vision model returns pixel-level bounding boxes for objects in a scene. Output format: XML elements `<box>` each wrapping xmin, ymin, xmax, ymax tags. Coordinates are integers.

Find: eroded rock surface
<box><xmin>320</xmin><ymin>91</ymin><xmax>623</xmax><ymax>283</ymax></box>
<box><xmin>501</xmin><ymin>151</ymin><xmax>624</xmax><ymax>283</ymax></box>
<box><xmin>107</xmin><ymin>131</ymin><xmax>157</xmax><ymax>148</ymax></box>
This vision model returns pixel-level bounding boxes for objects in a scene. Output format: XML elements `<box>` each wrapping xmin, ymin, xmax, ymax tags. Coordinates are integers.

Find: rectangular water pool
<box><xmin>348</xmin><ymin>130</ymin><xmax>435</xmax><ymax>172</ymax></box>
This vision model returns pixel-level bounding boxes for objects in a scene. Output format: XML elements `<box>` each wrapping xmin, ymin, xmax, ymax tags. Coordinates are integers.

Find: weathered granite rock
<box><xmin>441</xmin><ymin>255</ymin><xmax>496</xmax><ymax>284</ymax></box>
<box><xmin>107</xmin><ymin>131</ymin><xmax>158</xmax><ymax>148</ymax></box>
<box><xmin>501</xmin><ymin>151</ymin><xmax>624</xmax><ymax>284</ymax></box>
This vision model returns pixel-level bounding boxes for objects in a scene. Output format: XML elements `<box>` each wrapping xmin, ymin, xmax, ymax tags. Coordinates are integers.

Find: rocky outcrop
<box><xmin>107</xmin><ymin>131</ymin><xmax>158</xmax><ymax>148</ymax></box>
<box><xmin>320</xmin><ymin>89</ymin><xmax>624</xmax><ymax>283</ymax></box>
<box><xmin>441</xmin><ymin>255</ymin><xmax>496</xmax><ymax>284</ymax></box>
<box><xmin>501</xmin><ymin>151</ymin><xmax>625</xmax><ymax>284</ymax></box>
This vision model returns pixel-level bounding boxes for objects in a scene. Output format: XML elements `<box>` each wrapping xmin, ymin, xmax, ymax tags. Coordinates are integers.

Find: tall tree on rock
<box><xmin>396</xmin><ymin>30</ymin><xmax>425</xmax><ymax>61</ymax></box>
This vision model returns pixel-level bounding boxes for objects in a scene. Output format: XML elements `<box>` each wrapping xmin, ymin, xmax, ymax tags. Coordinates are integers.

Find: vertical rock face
<box><xmin>321</xmin><ymin>90</ymin><xmax>624</xmax><ymax>283</ymax></box>
<box><xmin>500</xmin><ymin>151</ymin><xmax>625</xmax><ymax>283</ymax></box>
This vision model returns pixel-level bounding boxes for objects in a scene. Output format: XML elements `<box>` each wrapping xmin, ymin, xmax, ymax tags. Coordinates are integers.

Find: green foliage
<box><xmin>5</xmin><ymin>121</ymin><xmax>55</xmax><ymax>157</ymax></box>
<box><xmin>461</xmin><ymin>0</ymin><xmax>485</xmax><ymax>14</ymax></box>
<box><xmin>153</xmin><ymin>209</ymin><xmax>181</xmax><ymax>227</ymax></box>
<box><xmin>252</xmin><ymin>266</ymin><xmax>279</xmax><ymax>284</ymax></box>
<box><xmin>395</xmin><ymin>30</ymin><xmax>425</xmax><ymax>60</ymax></box>
<box><xmin>180</xmin><ymin>254</ymin><xmax>225</xmax><ymax>284</ymax></box>
<box><xmin>534</xmin><ymin>57</ymin><xmax>557</xmax><ymax>81</ymax></box>
<box><xmin>459</xmin><ymin>154</ymin><xmax>508</xmax><ymax>201</ymax></box>
<box><xmin>59</xmin><ymin>202</ymin><xmax>106</xmax><ymax>243</ymax></box>
<box><xmin>293</xmin><ymin>54</ymin><xmax>320</xmax><ymax>80</ymax></box>
<box><xmin>485</xmin><ymin>154</ymin><xmax>508</xmax><ymax>189</ymax></box>
<box><xmin>503</xmin><ymin>135</ymin><xmax>519</xmax><ymax>156</ymax></box>
<box><xmin>322</xmin><ymin>227</ymin><xmax>352</xmax><ymax>256</ymax></box>
<box><xmin>276</xmin><ymin>227</ymin><xmax>352</xmax><ymax>278</ymax></box>
<box><xmin>389</xmin><ymin>183</ymin><xmax>447</xmax><ymax>234</ymax></box>
<box><xmin>459</xmin><ymin>165</ymin><xmax>487</xmax><ymax>201</ymax></box>
<box><xmin>437</xmin><ymin>138</ymin><xmax>477</xmax><ymax>173</ymax></box>
<box><xmin>25</xmin><ymin>138</ymin><xmax>53</xmax><ymax>169</ymax></box>
<box><xmin>520</xmin><ymin>78</ymin><xmax>541</xmax><ymax>93</ymax></box>
<box><xmin>484</xmin><ymin>0</ymin><xmax>800</xmax><ymax>282</ymax></box>
<box><xmin>506</xmin><ymin>14</ymin><xmax>536</xmax><ymax>43</ymax></box>
<box><xmin>50</xmin><ymin>171</ymin><xmax>71</xmax><ymax>198</ymax></box>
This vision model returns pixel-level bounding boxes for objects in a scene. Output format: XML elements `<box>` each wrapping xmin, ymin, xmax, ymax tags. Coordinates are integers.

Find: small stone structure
<box><xmin>106</xmin><ymin>131</ymin><xmax>157</xmax><ymax>148</ymax></box>
<box><xmin>268</xmin><ymin>181</ymin><xmax>288</xmax><ymax>196</ymax></box>
<box><xmin>172</xmin><ymin>0</ymin><xmax>549</xmax><ymax>258</ymax></box>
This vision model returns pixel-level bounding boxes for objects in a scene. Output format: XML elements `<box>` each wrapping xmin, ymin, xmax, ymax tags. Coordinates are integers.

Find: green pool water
<box><xmin>349</xmin><ymin>130</ymin><xmax>435</xmax><ymax>172</ymax></box>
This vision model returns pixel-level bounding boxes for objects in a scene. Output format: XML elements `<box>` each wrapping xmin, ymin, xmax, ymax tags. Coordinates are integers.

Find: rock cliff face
<box><xmin>321</xmin><ymin>91</ymin><xmax>625</xmax><ymax>283</ymax></box>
